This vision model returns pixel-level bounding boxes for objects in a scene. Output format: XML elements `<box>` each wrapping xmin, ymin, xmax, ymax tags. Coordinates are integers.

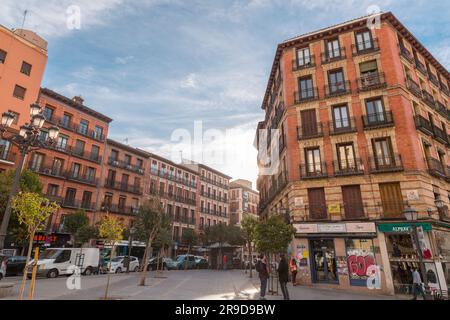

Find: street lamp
<box><xmin>403</xmin><ymin>206</ymin><xmax>428</xmax><ymax>289</ymax></box>
<box><xmin>126</xmin><ymin>226</ymin><xmax>137</xmax><ymax>273</ymax></box>
<box><xmin>0</xmin><ymin>104</ymin><xmax>59</xmax><ymax>250</ymax></box>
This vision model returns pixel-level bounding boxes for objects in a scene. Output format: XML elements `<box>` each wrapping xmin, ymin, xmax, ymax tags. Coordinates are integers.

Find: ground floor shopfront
<box><xmin>291</xmin><ymin>221</ymin><xmax>450</xmax><ymax>297</ymax></box>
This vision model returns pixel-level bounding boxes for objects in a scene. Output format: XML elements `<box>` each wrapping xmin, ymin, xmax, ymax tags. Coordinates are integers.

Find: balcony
<box><xmin>297</xmin><ymin>123</ymin><xmax>324</xmax><ymax>140</ymax></box>
<box><xmin>294</xmin><ymin>88</ymin><xmax>319</xmax><ymax>104</ymax></box>
<box><xmin>272</xmin><ymin>103</ymin><xmax>285</xmax><ymax>128</ymax></box>
<box><xmin>172</xmin><ymin>215</ymin><xmax>196</xmax><ymax>226</ymax></box>
<box><xmin>414</xmin><ymin>59</ymin><xmax>427</xmax><ymax>76</ymax></box>
<box><xmin>422</xmin><ymin>90</ymin><xmax>436</xmax><ymax>109</ymax></box>
<box><xmin>399</xmin><ymin>45</ymin><xmax>414</xmax><ymax>64</ymax></box>
<box><xmin>414</xmin><ymin>115</ymin><xmax>434</xmax><ymax>136</ymax></box>
<box><xmin>200</xmin><ymin>191</ymin><xmax>228</xmax><ymax>204</ymax></box>
<box><xmin>369</xmin><ymin>155</ymin><xmax>404</xmax><ymax>173</ymax></box>
<box><xmin>30</xmin><ymin>164</ymin><xmax>66</xmax><ymax>179</ymax></box>
<box><xmin>435</xmin><ymin>101</ymin><xmax>448</xmax><ymax>118</ymax></box>
<box><xmin>406</xmin><ymin>77</ymin><xmax>422</xmax><ymax>98</ymax></box>
<box><xmin>104</xmin><ymin>179</ymin><xmax>143</xmax><ymax>195</ymax></box>
<box><xmin>71</xmin><ymin>148</ymin><xmax>102</xmax><ymax>164</ymax></box>
<box><xmin>428</xmin><ymin>73</ymin><xmax>440</xmax><ymax>87</ymax></box>
<box><xmin>292</xmin><ymin>55</ymin><xmax>315</xmax><ymax>71</ymax></box>
<box><xmin>362</xmin><ymin>111</ymin><xmax>394</xmax><ymax>129</ymax></box>
<box><xmin>352</xmin><ymin>38</ymin><xmax>380</xmax><ymax>56</ymax></box>
<box><xmin>0</xmin><ymin>150</ymin><xmax>16</xmax><ymax>163</ymax></box>
<box><xmin>108</xmin><ymin>158</ymin><xmax>145</xmax><ymax>175</ymax></box>
<box><xmin>324</xmin><ymin>81</ymin><xmax>351</xmax><ymax>98</ymax></box>
<box><xmin>300</xmin><ymin>162</ymin><xmax>328</xmax><ymax>180</ymax></box>
<box><xmin>200</xmin><ymin>207</ymin><xmax>228</xmax><ymax>218</ymax></box>
<box><xmin>357</xmin><ymin>72</ymin><xmax>387</xmax><ymax>92</ymax></box>
<box><xmin>333</xmin><ymin>159</ymin><xmax>364</xmax><ymax>177</ymax></box>
<box><xmin>433</xmin><ymin>126</ymin><xmax>449</xmax><ymax>145</ymax></box>
<box><xmin>101</xmin><ymin>204</ymin><xmax>139</xmax><ymax>216</ymax></box>
<box><xmin>328</xmin><ymin>117</ymin><xmax>357</xmax><ymax>135</ymax></box>
<box><xmin>199</xmin><ymin>175</ymin><xmax>228</xmax><ymax>189</ymax></box>
<box><xmin>56</xmin><ymin>117</ymin><xmax>106</xmax><ymax>143</ymax></box>
<box><xmin>321</xmin><ymin>47</ymin><xmax>346</xmax><ymax>64</ymax></box>
<box><xmin>306</xmin><ymin>204</ymin><xmax>328</xmax><ymax>221</ymax></box>
<box><xmin>440</xmin><ymin>82</ymin><xmax>450</xmax><ymax>97</ymax></box>
<box><xmin>164</xmin><ymin>192</ymin><xmax>196</xmax><ymax>206</ymax></box>
<box><xmin>155</xmin><ymin>170</ymin><xmax>197</xmax><ymax>189</ymax></box>
<box><xmin>65</xmin><ymin>172</ymin><xmax>97</xmax><ymax>186</ymax></box>
<box><xmin>47</xmin><ymin>195</ymin><xmax>96</xmax><ymax>211</ymax></box>
<box><xmin>426</xmin><ymin>158</ymin><xmax>447</xmax><ymax>179</ymax></box>
<box><xmin>258</xmin><ymin>175</ymin><xmax>288</xmax><ymax>214</ymax></box>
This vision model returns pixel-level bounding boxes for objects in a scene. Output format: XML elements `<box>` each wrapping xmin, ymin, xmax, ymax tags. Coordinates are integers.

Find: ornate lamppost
<box><xmin>0</xmin><ymin>104</ymin><xmax>59</xmax><ymax>250</ymax></box>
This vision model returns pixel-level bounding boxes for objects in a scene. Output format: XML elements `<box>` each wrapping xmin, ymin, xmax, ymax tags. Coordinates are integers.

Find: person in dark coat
<box><xmin>256</xmin><ymin>254</ymin><xmax>269</xmax><ymax>300</ymax></box>
<box><xmin>277</xmin><ymin>254</ymin><xmax>290</xmax><ymax>300</ymax></box>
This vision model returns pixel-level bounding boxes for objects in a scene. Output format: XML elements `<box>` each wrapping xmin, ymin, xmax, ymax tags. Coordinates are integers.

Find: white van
<box><xmin>28</xmin><ymin>248</ymin><xmax>100</xmax><ymax>278</ymax></box>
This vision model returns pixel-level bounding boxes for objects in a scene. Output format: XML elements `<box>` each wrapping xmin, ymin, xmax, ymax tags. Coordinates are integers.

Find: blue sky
<box><xmin>1</xmin><ymin>0</ymin><xmax>449</xmax><ymax>186</ymax></box>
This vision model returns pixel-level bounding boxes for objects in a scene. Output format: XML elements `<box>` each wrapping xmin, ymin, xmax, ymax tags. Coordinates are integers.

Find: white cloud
<box><xmin>114</xmin><ymin>55</ymin><xmax>134</xmax><ymax>65</ymax></box>
<box><xmin>180</xmin><ymin>73</ymin><xmax>198</xmax><ymax>89</ymax></box>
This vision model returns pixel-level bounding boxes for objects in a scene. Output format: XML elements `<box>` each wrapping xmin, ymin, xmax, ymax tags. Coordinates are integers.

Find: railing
<box><xmin>294</xmin><ymin>87</ymin><xmax>319</xmax><ymax>103</ymax></box>
<box><xmin>362</xmin><ymin>111</ymin><xmax>394</xmax><ymax>129</ymax></box>
<box><xmin>0</xmin><ymin>150</ymin><xmax>16</xmax><ymax>163</ymax></box>
<box><xmin>321</xmin><ymin>47</ymin><xmax>346</xmax><ymax>64</ymax></box>
<box><xmin>272</xmin><ymin>103</ymin><xmax>285</xmax><ymax>128</ymax></box>
<box><xmin>369</xmin><ymin>155</ymin><xmax>404</xmax><ymax>173</ymax></box>
<box><xmin>292</xmin><ymin>55</ymin><xmax>315</xmax><ymax>71</ymax></box>
<box><xmin>433</xmin><ymin>126</ymin><xmax>449</xmax><ymax>145</ymax></box>
<box><xmin>44</xmin><ymin>143</ymin><xmax>102</xmax><ymax>164</ymax></box>
<box><xmin>101</xmin><ymin>204</ymin><xmax>139</xmax><ymax>216</ymax></box>
<box><xmin>200</xmin><ymin>191</ymin><xmax>228</xmax><ymax>203</ymax></box>
<box><xmin>199</xmin><ymin>175</ymin><xmax>228</xmax><ymax>189</ymax></box>
<box><xmin>357</xmin><ymin>72</ymin><xmax>386</xmax><ymax>91</ymax></box>
<box><xmin>428</xmin><ymin>73</ymin><xmax>440</xmax><ymax>87</ymax></box>
<box><xmin>406</xmin><ymin>77</ymin><xmax>422</xmax><ymax>98</ymax></box>
<box><xmin>414</xmin><ymin>115</ymin><xmax>434</xmax><ymax>136</ymax></box>
<box><xmin>108</xmin><ymin>158</ymin><xmax>145</xmax><ymax>175</ymax></box>
<box><xmin>104</xmin><ymin>179</ymin><xmax>143</xmax><ymax>194</ymax></box>
<box><xmin>415</xmin><ymin>59</ymin><xmax>427</xmax><ymax>76</ymax></box>
<box><xmin>306</xmin><ymin>204</ymin><xmax>328</xmax><ymax>221</ymax></box>
<box><xmin>297</xmin><ymin>123</ymin><xmax>324</xmax><ymax>140</ymax></box>
<box><xmin>300</xmin><ymin>162</ymin><xmax>328</xmax><ymax>179</ymax></box>
<box><xmin>155</xmin><ymin>170</ymin><xmax>197</xmax><ymax>188</ymax></box>
<box><xmin>333</xmin><ymin>159</ymin><xmax>364</xmax><ymax>176</ymax></box>
<box><xmin>55</xmin><ymin>117</ymin><xmax>106</xmax><ymax>142</ymax></box>
<box><xmin>352</xmin><ymin>38</ymin><xmax>380</xmax><ymax>56</ymax></box>
<box><xmin>422</xmin><ymin>90</ymin><xmax>436</xmax><ymax>108</ymax></box>
<box><xmin>172</xmin><ymin>215</ymin><xmax>196</xmax><ymax>225</ymax></box>
<box><xmin>200</xmin><ymin>207</ymin><xmax>228</xmax><ymax>218</ymax></box>
<box><xmin>258</xmin><ymin>176</ymin><xmax>288</xmax><ymax>214</ymax></box>
<box><xmin>328</xmin><ymin>117</ymin><xmax>357</xmax><ymax>135</ymax></box>
<box><xmin>440</xmin><ymin>82</ymin><xmax>450</xmax><ymax>96</ymax></box>
<box><xmin>324</xmin><ymin>80</ymin><xmax>351</xmax><ymax>98</ymax></box>
<box><xmin>30</xmin><ymin>164</ymin><xmax>66</xmax><ymax>179</ymax></box>
<box><xmin>426</xmin><ymin>158</ymin><xmax>447</xmax><ymax>178</ymax></box>
<box><xmin>46</xmin><ymin>195</ymin><xmax>96</xmax><ymax>211</ymax></box>
<box><xmin>435</xmin><ymin>101</ymin><xmax>448</xmax><ymax>118</ymax></box>
<box><xmin>399</xmin><ymin>45</ymin><xmax>414</xmax><ymax>63</ymax></box>
<box><xmin>65</xmin><ymin>171</ymin><xmax>98</xmax><ymax>186</ymax></box>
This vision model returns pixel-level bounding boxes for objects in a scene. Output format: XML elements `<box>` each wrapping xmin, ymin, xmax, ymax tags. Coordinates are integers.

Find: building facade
<box><xmin>229</xmin><ymin>179</ymin><xmax>259</xmax><ymax>226</ymax></box>
<box><xmin>0</xmin><ymin>26</ymin><xmax>48</xmax><ymax>171</ymax></box>
<box><xmin>256</xmin><ymin>12</ymin><xmax>450</xmax><ymax>296</ymax></box>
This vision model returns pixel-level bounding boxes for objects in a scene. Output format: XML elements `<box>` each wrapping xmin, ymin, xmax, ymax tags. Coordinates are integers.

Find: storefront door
<box><xmin>310</xmin><ymin>239</ymin><xmax>338</xmax><ymax>284</ymax></box>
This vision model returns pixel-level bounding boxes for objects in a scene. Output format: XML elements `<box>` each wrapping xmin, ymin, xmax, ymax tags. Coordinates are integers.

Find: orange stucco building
<box><xmin>256</xmin><ymin>12</ymin><xmax>450</xmax><ymax>296</ymax></box>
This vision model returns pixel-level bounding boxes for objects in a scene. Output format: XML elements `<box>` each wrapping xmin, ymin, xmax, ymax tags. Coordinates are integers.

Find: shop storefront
<box><xmin>292</xmin><ymin>222</ymin><xmax>384</xmax><ymax>293</ymax></box>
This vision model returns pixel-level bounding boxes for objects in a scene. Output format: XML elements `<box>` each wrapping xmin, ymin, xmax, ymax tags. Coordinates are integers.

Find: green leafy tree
<box><xmin>134</xmin><ymin>197</ymin><xmax>166</xmax><ymax>286</ymax></box>
<box><xmin>241</xmin><ymin>216</ymin><xmax>258</xmax><ymax>278</ymax></box>
<box><xmin>204</xmin><ymin>224</ymin><xmax>245</xmax><ymax>269</ymax></box>
<box><xmin>63</xmin><ymin>210</ymin><xmax>90</xmax><ymax>247</ymax></box>
<box><xmin>11</xmin><ymin>192</ymin><xmax>59</xmax><ymax>300</ymax></box>
<box><xmin>98</xmin><ymin>215</ymin><xmax>124</xmax><ymax>300</ymax></box>
<box><xmin>255</xmin><ymin>215</ymin><xmax>296</xmax><ymax>257</ymax></box>
<box><xmin>75</xmin><ymin>225</ymin><xmax>99</xmax><ymax>247</ymax></box>
<box><xmin>153</xmin><ymin>215</ymin><xmax>173</xmax><ymax>275</ymax></box>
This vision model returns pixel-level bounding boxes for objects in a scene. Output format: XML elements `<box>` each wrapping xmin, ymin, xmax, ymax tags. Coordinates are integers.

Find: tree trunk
<box><xmin>248</xmin><ymin>241</ymin><xmax>253</xmax><ymax>278</ymax></box>
<box><xmin>18</xmin><ymin>231</ymin><xmax>35</xmax><ymax>300</ymax></box>
<box><xmin>139</xmin><ymin>239</ymin><xmax>154</xmax><ymax>286</ymax></box>
<box><xmin>20</xmin><ymin>246</ymin><xmax>25</xmax><ymax>257</ymax></box>
<box><xmin>185</xmin><ymin>245</ymin><xmax>191</xmax><ymax>271</ymax></box>
<box><xmin>104</xmin><ymin>243</ymin><xmax>116</xmax><ymax>300</ymax></box>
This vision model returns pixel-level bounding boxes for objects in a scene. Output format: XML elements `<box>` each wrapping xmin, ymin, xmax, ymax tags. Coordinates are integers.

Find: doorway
<box><xmin>310</xmin><ymin>239</ymin><xmax>339</xmax><ymax>284</ymax></box>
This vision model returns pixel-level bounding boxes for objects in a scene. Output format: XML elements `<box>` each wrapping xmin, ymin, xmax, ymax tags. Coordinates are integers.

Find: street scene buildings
<box><xmin>256</xmin><ymin>12</ymin><xmax>450</xmax><ymax>296</ymax></box>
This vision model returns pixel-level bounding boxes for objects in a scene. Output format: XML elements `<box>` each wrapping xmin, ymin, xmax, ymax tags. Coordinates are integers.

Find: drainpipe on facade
<box><xmin>93</xmin><ymin>137</ymin><xmax>108</xmax><ymax>225</ymax></box>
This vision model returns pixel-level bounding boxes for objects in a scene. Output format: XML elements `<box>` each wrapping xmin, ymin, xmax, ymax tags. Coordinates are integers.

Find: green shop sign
<box><xmin>378</xmin><ymin>223</ymin><xmax>432</xmax><ymax>233</ymax></box>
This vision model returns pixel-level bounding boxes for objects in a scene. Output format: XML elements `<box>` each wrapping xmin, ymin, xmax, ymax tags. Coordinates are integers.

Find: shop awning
<box><xmin>378</xmin><ymin>222</ymin><xmax>432</xmax><ymax>233</ymax></box>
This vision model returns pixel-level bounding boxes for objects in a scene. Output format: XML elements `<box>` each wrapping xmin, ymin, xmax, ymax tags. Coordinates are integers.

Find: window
<box><xmin>107</xmin><ymin>170</ymin><xmax>116</xmax><ymax>185</ymax></box>
<box><xmin>337</xmin><ymin>143</ymin><xmax>356</xmax><ymax>171</ymax></box>
<box><xmin>359</xmin><ymin>60</ymin><xmax>378</xmax><ymax>77</ymax></box>
<box><xmin>372</xmin><ymin>138</ymin><xmax>394</xmax><ymax>167</ymax></box>
<box><xmin>81</xmin><ymin>191</ymin><xmax>92</xmax><ymax>208</ymax></box>
<box><xmin>326</xmin><ymin>38</ymin><xmax>341</xmax><ymax>58</ymax></box>
<box><xmin>332</xmin><ymin>105</ymin><xmax>350</xmax><ymax>130</ymax></box>
<box><xmin>136</xmin><ymin>159</ymin><xmax>143</xmax><ymax>169</ymax></box>
<box><xmin>79</xmin><ymin>120</ymin><xmax>89</xmax><ymax>135</ymax></box>
<box><xmin>30</xmin><ymin>153</ymin><xmax>44</xmax><ymax>171</ymax></box>
<box><xmin>121</xmin><ymin>174</ymin><xmax>129</xmax><ymax>187</ymax></box>
<box><xmin>355</xmin><ymin>30</ymin><xmax>373</xmax><ymax>51</ymax></box>
<box><xmin>52</xmin><ymin>158</ymin><xmax>64</xmax><ymax>176</ymax></box>
<box><xmin>65</xmin><ymin>188</ymin><xmax>77</xmax><ymax>204</ymax></box>
<box><xmin>13</xmin><ymin>85</ymin><xmax>26</xmax><ymax>100</ymax></box>
<box><xmin>0</xmin><ymin>139</ymin><xmax>11</xmax><ymax>160</ymax></box>
<box><xmin>7</xmin><ymin>111</ymin><xmax>19</xmax><ymax>125</ymax></box>
<box><xmin>20</xmin><ymin>61</ymin><xmax>32</xmax><ymax>76</ymax></box>
<box><xmin>308</xmin><ymin>188</ymin><xmax>327</xmax><ymax>219</ymax></box>
<box><xmin>296</xmin><ymin>47</ymin><xmax>311</xmax><ymax>67</ymax></box>
<box><xmin>39</xmin><ymin>129</ymin><xmax>49</xmax><ymax>142</ymax></box>
<box><xmin>0</xmin><ymin>49</ymin><xmax>6</xmax><ymax>63</ymax></box>
<box><xmin>110</xmin><ymin>150</ymin><xmax>118</xmax><ymax>161</ymax></box>
<box><xmin>298</xmin><ymin>76</ymin><xmax>314</xmax><ymax>99</ymax></box>
<box><xmin>103</xmin><ymin>194</ymin><xmax>113</xmax><ymax>208</ymax></box>
<box><xmin>94</xmin><ymin>126</ymin><xmax>103</xmax><ymax>140</ymax></box>
<box><xmin>56</xmin><ymin>135</ymin><xmax>69</xmax><ymax>151</ymax></box>
<box><xmin>91</xmin><ymin>145</ymin><xmax>100</xmax><ymax>161</ymax></box>
<box><xmin>124</xmin><ymin>154</ymin><xmax>131</xmax><ymax>165</ymax></box>
<box><xmin>300</xmin><ymin>109</ymin><xmax>319</xmax><ymax>137</ymax></box>
<box><xmin>305</xmin><ymin>148</ymin><xmax>322</xmax><ymax>174</ymax></box>
<box><xmin>62</xmin><ymin>114</ymin><xmax>72</xmax><ymax>128</ymax></box>
<box><xmin>86</xmin><ymin>167</ymin><xmax>96</xmax><ymax>182</ymax></box>
<box><xmin>74</xmin><ymin>140</ymin><xmax>85</xmax><ymax>156</ymax></box>
<box><xmin>328</xmin><ymin>69</ymin><xmax>345</xmax><ymax>93</ymax></box>
<box><xmin>47</xmin><ymin>184</ymin><xmax>59</xmax><ymax>197</ymax></box>
<box><xmin>366</xmin><ymin>98</ymin><xmax>385</xmax><ymax>123</ymax></box>
<box><xmin>118</xmin><ymin>197</ymin><xmax>127</xmax><ymax>210</ymax></box>
<box><xmin>379</xmin><ymin>182</ymin><xmax>404</xmax><ymax>217</ymax></box>
<box><xmin>71</xmin><ymin>163</ymin><xmax>81</xmax><ymax>178</ymax></box>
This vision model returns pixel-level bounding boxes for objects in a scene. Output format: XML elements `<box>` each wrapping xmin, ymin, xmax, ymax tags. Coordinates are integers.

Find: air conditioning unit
<box><xmin>43</xmin><ymin>169</ymin><xmax>52</xmax><ymax>175</ymax></box>
<box><xmin>126</xmin><ymin>165</ymin><xmax>133</xmax><ymax>170</ymax></box>
<box><xmin>138</xmin><ymin>169</ymin><xmax>144</xmax><ymax>174</ymax></box>
<box><xmin>113</xmin><ymin>161</ymin><xmax>119</xmax><ymax>166</ymax></box>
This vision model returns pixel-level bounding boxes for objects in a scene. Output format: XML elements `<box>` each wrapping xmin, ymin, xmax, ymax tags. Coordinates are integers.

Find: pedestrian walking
<box><xmin>223</xmin><ymin>255</ymin><xmax>228</xmax><ymax>271</ymax></box>
<box><xmin>256</xmin><ymin>254</ymin><xmax>269</xmax><ymax>300</ymax></box>
<box><xmin>290</xmin><ymin>257</ymin><xmax>298</xmax><ymax>286</ymax></box>
<box><xmin>277</xmin><ymin>254</ymin><xmax>290</xmax><ymax>300</ymax></box>
<box><xmin>411</xmin><ymin>268</ymin><xmax>426</xmax><ymax>300</ymax></box>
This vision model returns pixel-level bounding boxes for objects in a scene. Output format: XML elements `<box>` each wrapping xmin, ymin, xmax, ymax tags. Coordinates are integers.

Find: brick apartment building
<box><xmin>256</xmin><ymin>12</ymin><xmax>450</xmax><ymax>295</ymax></box>
<box><xmin>0</xmin><ymin>25</ymin><xmax>48</xmax><ymax>170</ymax></box>
<box><xmin>183</xmin><ymin>162</ymin><xmax>231</xmax><ymax>230</ymax></box>
<box><xmin>229</xmin><ymin>179</ymin><xmax>259</xmax><ymax>226</ymax></box>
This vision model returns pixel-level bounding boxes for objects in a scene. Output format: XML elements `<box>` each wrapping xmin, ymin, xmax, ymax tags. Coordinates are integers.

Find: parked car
<box><xmin>194</xmin><ymin>256</ymin><xmax>208</xmax><ymax>269</ymax></box>
<box><xmin>0</xmin><ymin>256</ymin><xmax>6</xmax><ymax>281</ymax></box>
<box><xmin>175</xmin><ymin>254</ymin><xmax>197</xmax><ymax>270</ymax></box>
<box><xmin>147</xmin><ymin>257</ymin><xmax>177</xmax><ymax>271</ymax></box>
<box><xmin>27</xmin><ymin>248</ymin><xmax>100</xmax><ymax>279</ymax></box>
<box><xmin>4</xmin><ymin>256</ymin><xmax>27</xmax><ymax>276</ymax></box>
<box><xmin>107</xmin><ymin>256</ymin><xmax>140</xmax><ymax>273</ymax></box>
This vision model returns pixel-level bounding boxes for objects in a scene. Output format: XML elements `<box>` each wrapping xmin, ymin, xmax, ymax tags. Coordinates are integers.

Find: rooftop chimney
<box><xmin>72</xmin><ymin>96</ymin><xmax>84</xmax><ymax>105</ymax></box>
